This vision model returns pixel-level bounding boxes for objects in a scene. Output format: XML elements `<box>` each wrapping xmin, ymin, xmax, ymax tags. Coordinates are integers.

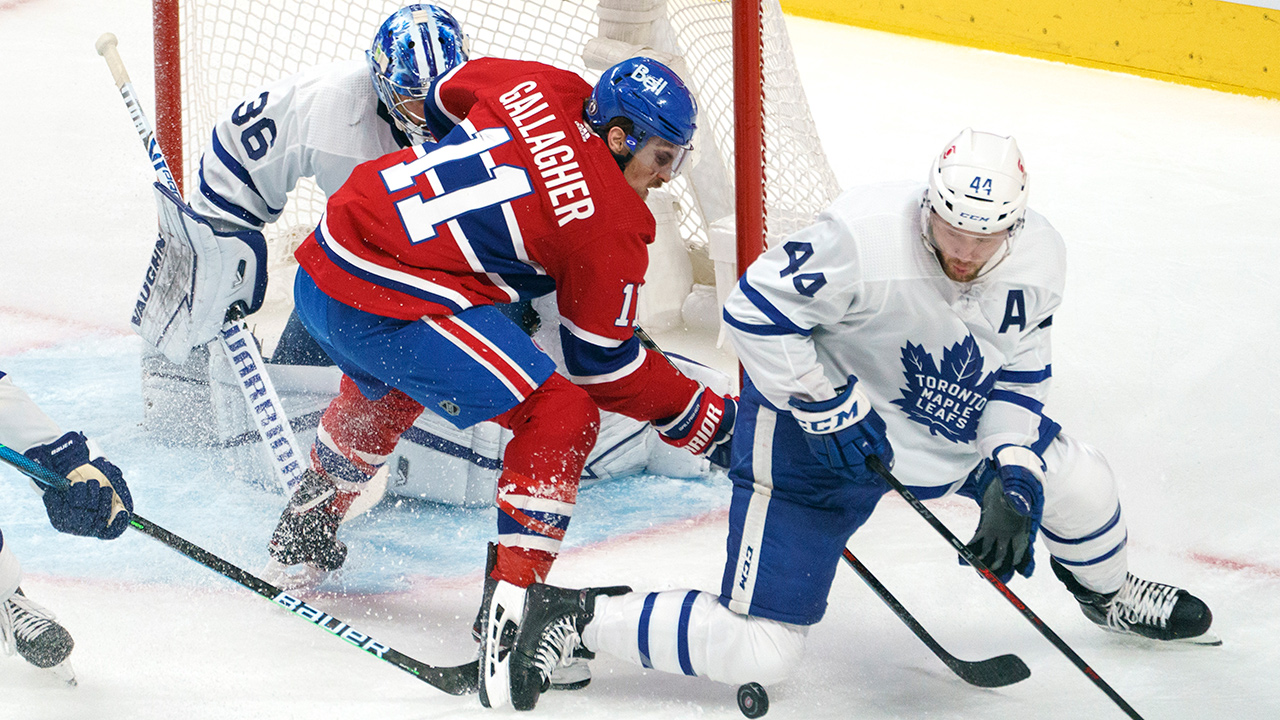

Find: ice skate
<box><xmin>1052</xmin><ymin>558</ymin><xmax>1220</xmax><ymax>645</ymax></box>
<box><xmin>508</xmin><ymin>583</ymin><xmax>631</xmax><ymax>711</ymax></box>
<box><xmin>2</xmin><ymin>588</ymin><xmax>77</xmax><ymax>683</ymax></box>
<box><xmin>476</xmin><ymin>572</ymin><xmax>527</xmax><ymax>709</ymax></box>
<box><xmin>470</xmin><ymin>542</ymin><xmax>591</xmax><ymax>693</ymax></box>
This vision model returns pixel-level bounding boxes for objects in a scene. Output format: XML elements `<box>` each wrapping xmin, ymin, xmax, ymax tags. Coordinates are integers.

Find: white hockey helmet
<box><xmin>925</xmin><ymin>128</ymin><xmax>1028</xmax><ymax>234</ymax></box>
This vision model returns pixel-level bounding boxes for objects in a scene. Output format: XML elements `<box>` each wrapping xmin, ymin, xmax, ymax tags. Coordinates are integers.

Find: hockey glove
<box><xmin>653</xmin><ymin>385</ymin><xmax>737</xmax><ymax>470</ymax></box>
<box><xmin>25</xmin><ymin>432</ymin><xmax>134</xmax><ymax>540</ymax></box>
<box><xmin>788</xmin><ymin>375</ymin><xmax>893</xmax><ymax>485</ymax></box>
<box><xmin>964</xmin><ymin>445</ymin><xmax>1046</xmax><ymax>582</ymax></box>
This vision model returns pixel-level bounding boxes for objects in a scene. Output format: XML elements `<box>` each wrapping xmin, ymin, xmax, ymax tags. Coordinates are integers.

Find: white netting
<box><xmin>172</xmin><ymin>0</ymin><xmax>839</xmax><ymax>251</ymax></box>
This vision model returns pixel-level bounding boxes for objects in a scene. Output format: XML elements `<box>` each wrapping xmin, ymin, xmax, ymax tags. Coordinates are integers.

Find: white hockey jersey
<box><xmin>188</xmin><ymin>59</ymin><xmax>408</xmax><ymax>233</ymax></box>
<box><xmin>723</xmin><ymin>181</ymin><xmax>1065</xmax><ymax>489</ymax></box>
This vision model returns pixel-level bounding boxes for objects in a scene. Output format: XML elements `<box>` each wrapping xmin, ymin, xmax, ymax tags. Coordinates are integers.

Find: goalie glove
<box><xmin>25</xmin><ymin>432</ymin><xmax>134</xmax><ymax>540</ymax></box>
<box><xmin>788</xmin><ymin>374</ymin><xmax>893</xmax><ymax>485</ymax></box>
<box><xmin>652</xmin><ymin>385</ymin><xmax>737</xmax><ymax>470</ymax></box>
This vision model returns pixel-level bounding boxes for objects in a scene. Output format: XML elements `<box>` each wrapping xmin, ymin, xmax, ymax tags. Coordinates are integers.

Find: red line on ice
<box><xmin>0</xmin><ymin>305</ymin><xmax>129</xmax><ymax>356</ymax></box>
<box><xmin>1187</xmin><ymin>551</ymin><xmax>1280</xmax><ymax>579</ymax></box>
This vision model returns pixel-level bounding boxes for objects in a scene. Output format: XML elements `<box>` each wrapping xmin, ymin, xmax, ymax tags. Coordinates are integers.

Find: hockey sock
<box><xmin>312</xmin><ymin>376</ymin><xmax>424</xmax><ymax>502</ymax></box>
<box><xmin>584</xmin><ymin>590</ymin><xmax>807</xmax><ymax>685</ymax></box>
<box><xmin>489</xmin><ymin>374</ymin><xmax>598</xmax><ymax>587</ymax></box>
<box><xmin>0</xmin><ymin>532</ymin><xmax>20</xmax><ymax>600</ymax></box>
<box><xmin>491</xmin><ymin>469</ymin><xmax>574</xmax><ymax>587</ymax></box>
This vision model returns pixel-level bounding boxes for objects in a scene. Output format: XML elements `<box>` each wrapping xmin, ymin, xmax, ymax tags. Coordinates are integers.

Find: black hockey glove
<box><xmin>964</xmin><ymin>468</ymin><xmax>1040</xmax><ymax>583</ymax></box>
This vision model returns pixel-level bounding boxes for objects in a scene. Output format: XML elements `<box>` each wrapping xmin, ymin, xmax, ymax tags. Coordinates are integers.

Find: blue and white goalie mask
<box><xmin>367</xmin><ymin>4</ymin><xmax>468</xmax><ymax>144</ymax></box>
<box><xmin>587</xmin><ymin>57</ymin><xmax>697</xmax><ymax>178</ymax></box>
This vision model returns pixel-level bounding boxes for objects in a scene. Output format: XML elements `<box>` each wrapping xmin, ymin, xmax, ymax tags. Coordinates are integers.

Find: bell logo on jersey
<box><xmin>629</xmin><ymin>63</ymin><xmax>668</xmax><ymax>95</ymax></box>
<box><xmin>891</xmin><ymin>335</ymin><xmax>997</xmax><ymax>444</ymax></box>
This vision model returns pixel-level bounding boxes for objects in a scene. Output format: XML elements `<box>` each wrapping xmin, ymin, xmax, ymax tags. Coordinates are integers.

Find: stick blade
<box><xmin>945</xmin><ymin>652</ymin><xmax>1031</xmax><ymax>688</ymax></box>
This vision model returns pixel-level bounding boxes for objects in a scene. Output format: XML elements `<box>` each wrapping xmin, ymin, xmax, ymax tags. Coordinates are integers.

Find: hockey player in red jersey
<box><xmin>265</xmin><ymin>56</ymin><xmax>736</xmax><ymax>706</ymax></box>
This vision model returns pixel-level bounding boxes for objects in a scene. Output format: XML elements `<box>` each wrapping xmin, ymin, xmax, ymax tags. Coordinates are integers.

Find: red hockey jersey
<box><xmin>295</xmin><ymin>58</ymin><xmax>697</xmax><ymax>421</ymax></box>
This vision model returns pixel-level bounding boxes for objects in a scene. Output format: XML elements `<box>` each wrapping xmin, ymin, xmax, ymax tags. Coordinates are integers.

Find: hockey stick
<box><xmin>840</xmin><ymin>548</ymin><xmax>1030</xmax><ymax>688</ymax></box>
<box><xmin>0</xmin><ymin>441</ymin><xmax>478</xmax><ymax>696</ymax></box>
<box><xmin>866</xmin><ymin>456</ymin><xmax>1145</xmax><ymax>719</ymax></box>
<box><xmin>95</xmin><ymin>32</ymin><xmax>307</xmax><ymax>496</ymax></box>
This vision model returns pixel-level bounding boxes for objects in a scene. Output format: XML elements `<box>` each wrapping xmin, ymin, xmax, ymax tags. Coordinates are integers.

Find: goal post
<box><xmin>733</xmin><ymin>0</ymin><xmax>765</xmax><ymax>276</ymax></box>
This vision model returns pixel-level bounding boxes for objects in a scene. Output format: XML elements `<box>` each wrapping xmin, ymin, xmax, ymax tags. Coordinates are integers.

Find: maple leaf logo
<box><xmin>891</xmin><ymin>336</ymin><xmax>997</xmax><ymax>444</ymax></box>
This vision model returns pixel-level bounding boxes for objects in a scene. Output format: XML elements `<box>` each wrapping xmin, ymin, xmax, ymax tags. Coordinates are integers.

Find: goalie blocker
<box><xmin>132</xmin><ymin>182</ymin><xmax>268</xmax><ymax>365</ymax></box>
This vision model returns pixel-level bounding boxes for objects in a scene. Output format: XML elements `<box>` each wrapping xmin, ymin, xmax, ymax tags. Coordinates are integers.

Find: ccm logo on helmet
<box><xmin>960</xmin><ymin>211</ymin><xmax>992</xmax><ymax>222</ymax></box>
<box><xmin>629</xmin><ymin>63</ymin><xmax>669</xmax><ymax>95</ymax></box>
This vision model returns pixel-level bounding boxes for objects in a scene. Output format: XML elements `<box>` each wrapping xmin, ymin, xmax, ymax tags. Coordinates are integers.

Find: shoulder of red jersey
<box><xmin>423</xmin><ymin>57</ymin><xmax>592</xmax><ymax>141</ymax></box>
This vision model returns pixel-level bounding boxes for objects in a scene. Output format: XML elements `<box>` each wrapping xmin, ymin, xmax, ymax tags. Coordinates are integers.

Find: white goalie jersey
<box><xmin>723</xmin><ymin>181</ymin><xmax>1066</xmax><ymax>488</ymax></box>
<box><xmin>188</xmin><ymin>59</ymin><xmax>407</xmax><ymax>234</ymax></box>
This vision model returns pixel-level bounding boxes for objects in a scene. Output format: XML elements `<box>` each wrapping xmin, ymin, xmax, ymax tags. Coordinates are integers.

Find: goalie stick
<box><xmin>95</xmin><ymin>32</ymin><xmax>306</xmax><ymax>496</ymax></box>
<box><xmin>0</xmin><ymin>442</ymin><xmax>479</xmax><ymax>696</ymax></box>
<box><xmin>866</xmin><ymin>456</ymin><xmax>1146</xmax><ymax>720</ymax></box>
<box><xmin>841</xmin><ymin>548</ymin><xmax>1029</xmax><ymax>688</ymax></box>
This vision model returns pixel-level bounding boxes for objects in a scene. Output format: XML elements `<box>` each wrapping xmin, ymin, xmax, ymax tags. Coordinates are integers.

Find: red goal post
<box><xmin>151</xmin><ymin>0</ymin><xmax>837</xmax><ymax>301</ymax></box>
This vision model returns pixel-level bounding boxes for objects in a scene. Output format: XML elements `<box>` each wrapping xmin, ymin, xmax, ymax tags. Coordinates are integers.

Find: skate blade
<box><xmin>1173</xmin><ymin>630</ymin><xmax>1223</xmax><ymax>647</ymax></box>
<box><xmin>48</xmin><ymin>660</ymin><xmax>77</xmax><ymax>687</ymax></box>
<box><xmin>1101</xmin><ymin>625</ymin><xmax>1223</xmax><ymax>647</ymax></box>
<box><xmin>261</xmin><ymin>559</ymin><xmax>330</xmax><ymax>591</ymax></box>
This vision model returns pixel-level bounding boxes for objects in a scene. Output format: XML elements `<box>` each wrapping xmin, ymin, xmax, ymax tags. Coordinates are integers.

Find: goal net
<box><xmin>155</xmin><ymin>0</ymin><xmax>840</xmax><ymax>273</ymax></box>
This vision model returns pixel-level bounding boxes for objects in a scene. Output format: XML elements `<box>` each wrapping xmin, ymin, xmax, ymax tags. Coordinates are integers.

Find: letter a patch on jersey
<box><xmin>891</xmin><ymin>335</ymin><xmax>997</xmax><ymax>443</ymax></box>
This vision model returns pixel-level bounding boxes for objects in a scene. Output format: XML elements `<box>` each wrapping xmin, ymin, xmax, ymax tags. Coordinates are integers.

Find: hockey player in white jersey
<box><xmin>0</xmin><ymin>371</ymin><xmax>134</xmax><ymax>684</ymax></box>
<box><xmin>185</xmin><ymin>3</ymin><xmax>470</xmax><ymax>364</ymax></box>
<box><xmin>498</xmin><ymin>129</ymin><xmax>1217</xmax><ymax>711</ymax></box>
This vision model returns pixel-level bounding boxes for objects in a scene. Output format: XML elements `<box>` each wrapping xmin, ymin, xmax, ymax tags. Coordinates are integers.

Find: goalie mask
<box><xmin>367</xmin><ymin>4</ymin><xmax>469</xmax><ymax>145</ymax></box>
<box><xmin>586</xmin><ymin>57</ymin><xmax>697</xmax><ymax>178</ymax></box>
<box><xmin>921</xmin><ymin>129</ymin><xmax>1029</xmax><ymax>281</ymax></box>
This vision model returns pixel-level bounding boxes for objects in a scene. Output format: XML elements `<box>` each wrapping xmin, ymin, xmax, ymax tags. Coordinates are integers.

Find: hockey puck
<box><xmin>736</xmin><ymin>682</ymin><xmax>769</xmax><ymax>718</ymax></box>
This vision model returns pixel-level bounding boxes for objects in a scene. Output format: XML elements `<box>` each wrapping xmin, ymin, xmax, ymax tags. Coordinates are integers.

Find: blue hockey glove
<box><xmin>25</xmin><ymin>432</ymin><xmax>134</xmax><ymax>540</ymax></box>
<box><xmin>788</xmin><ymin>375</ymin><xmax>893</xmax><ymax>484</ymax></box>
<box><xmin>964</xmin><ymin>445</ymin><xmax>1046</xmax><ymax>582</ymax></box>
<box><xmin>991</xmin><ymin>444</ymin><xmax>1045</xmax><ymax>519</ymax></box>
<box><xmin>653</xmin><ymin>386</ymin><xmax>737</xmax><ymax>470</ymax></box>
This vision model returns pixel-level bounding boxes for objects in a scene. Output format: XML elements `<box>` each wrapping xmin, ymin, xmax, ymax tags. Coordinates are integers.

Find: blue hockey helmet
<box><xmin>586</xmin><ymin>57</ymin><xmax>697</xmax><ymax>174</ymax></box>
<box><xmin>367</xmin><ymin>4</ymin><xmax>469</xmax><ymax>143</ymax></box>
